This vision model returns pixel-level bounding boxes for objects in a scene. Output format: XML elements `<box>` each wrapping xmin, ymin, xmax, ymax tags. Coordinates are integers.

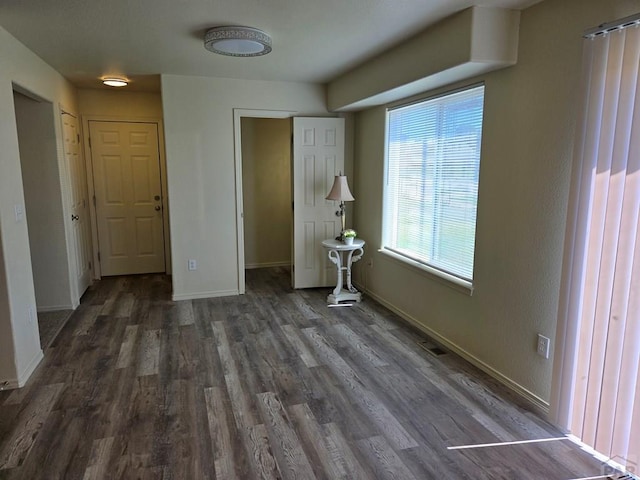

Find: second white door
<box><xmin>62</xmin><ymin>112</ymin><xmax>92</xmax><ymax>297</ymax></box>
<box><xmin>292</xmin><ymin>117</ymin><xmax>346</xmax><ymax>289</ymax></box>
<box><xmin>89</xmin><ymin>121</ymin><xmax>165</xmax><ymax>276</ymax></box>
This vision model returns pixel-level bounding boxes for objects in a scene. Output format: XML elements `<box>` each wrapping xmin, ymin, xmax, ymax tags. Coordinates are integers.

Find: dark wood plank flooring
<box><xmin>37</xmin><ymin>309</ymin><xmax>73</xmax><ymax>350</ymax></box>
<box><xmin>0</xmin><ymin>267</ymin><xmax>611</xmax><ymax>479</ymax></box>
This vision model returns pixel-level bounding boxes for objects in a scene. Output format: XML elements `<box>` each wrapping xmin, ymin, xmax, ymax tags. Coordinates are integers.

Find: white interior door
<box><xmin>62</xmin><ymin>112</ymin><xmax>92</xmax><ymax>297</ymax></box>
<box><xmin>89</xmin><ymin>121</ymin><xmax>165</xmax><ymax>276</ymax></box>
<box><xmin>292</xmin><ymin>117</ymin><xmax>345</xmax><ymax>289</ymax></box>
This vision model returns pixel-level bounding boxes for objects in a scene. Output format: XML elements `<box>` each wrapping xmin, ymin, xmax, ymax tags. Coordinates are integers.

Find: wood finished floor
<box><xmin>0</xmin><ymin>267</ymin><xmax>610</xmax><ymax>479</ymax></box>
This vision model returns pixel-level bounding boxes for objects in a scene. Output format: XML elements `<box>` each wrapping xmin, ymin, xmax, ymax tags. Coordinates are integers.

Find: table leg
<box><xmin>327</xmin><ymin>249</ymin><xmax>342</xmax><ymax>296</ymax></box>
<box><xmin>346</xmin><ymin>247</ymin><xmax>364</xmax><ymax>293</ymax></box>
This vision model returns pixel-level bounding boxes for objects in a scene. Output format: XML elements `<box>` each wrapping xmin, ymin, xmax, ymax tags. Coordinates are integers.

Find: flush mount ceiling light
<box><xmin>204</xmin><ymin>26</ymin><xmax>272</xmax><ymax>57</ymax></box>
<box><xmin>102</xmin><ymin>77</ymin><xmax>128</xmax><ymax>87</ymax></box>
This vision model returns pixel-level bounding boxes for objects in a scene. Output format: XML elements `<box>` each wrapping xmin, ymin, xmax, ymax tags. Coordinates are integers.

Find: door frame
<box><xmin>81</xmin><ymin>115</ymin><xmax>171</xmax><ymax>278</ymax></box>
<box><xmin>233</xmin><ymin>108</ymin><xmax>296</xmax><ymax>294</ymax></box>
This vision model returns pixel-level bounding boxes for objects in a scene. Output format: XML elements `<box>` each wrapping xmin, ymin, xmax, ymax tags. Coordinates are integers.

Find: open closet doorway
<box><xmin>233</xmin><ymin>109</ymin><xmax>295</xmax><ymax>294</ymax></box>
<box><xmin>12</xmin><ymin>89</ymin><xmax>76</xmax><ymax>349</ymax></box>
<box><xmin>234</xmin><ymin>110</ymin><xmax>347</xmax><ymax>294</ymax></box>
<box><xmin>240</xmin><ymin>117</ymin><xmax>293</xmax><ymax>284</ymax></box>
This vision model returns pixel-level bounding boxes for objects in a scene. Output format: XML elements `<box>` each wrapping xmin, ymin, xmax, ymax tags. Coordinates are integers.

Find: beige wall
<box><xmin>241</xmin><ymin>118</ymin><xmax>292</xmax><ymax>268</ymax></box>
<box><xmin>0</xmin><ymin>26</ymin><xmax>78</xmax><ymax>386</ymax></box>
<box><xmin>14</xmin><ymin>91</ymin><xmax>73</xmax><ymax>311</ymax></box>
<box><xmin>77</xmin><ymin>89</ymin><xmax>163</xmax><ymax>118</ymax></box>
<box><xmin>161</xmin><ymin>75</ymin><xmax>327</xmax><ymax>300</ymax></box>
<box><xmin>352</xmin><ymin>0</ymin><xmax>628</xmax><ymax>408</ymax></box>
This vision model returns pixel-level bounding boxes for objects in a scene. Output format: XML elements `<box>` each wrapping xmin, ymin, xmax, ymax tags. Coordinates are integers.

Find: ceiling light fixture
<box><xmin>102</xmin><ymin>77</ymin><xmax>128</xmax><ymax>87</ymax></box>
<box><xmin>204</xmin><ymin>26</ymin><xmax>272</xmax><ymax>57</ymax></box>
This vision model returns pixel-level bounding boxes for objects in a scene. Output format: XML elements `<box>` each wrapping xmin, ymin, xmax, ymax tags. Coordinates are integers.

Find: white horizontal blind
<box><xmin>384</xmin><ymin>85</ymin><xmax>485</xmax><ymax>281</ymax></box>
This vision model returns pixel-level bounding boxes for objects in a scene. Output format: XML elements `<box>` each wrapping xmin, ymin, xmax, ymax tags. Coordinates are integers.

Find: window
<box><xmin>383</xmin><ymin>84</ymin><xmax>485</xmax><ymax>285</ymax></box>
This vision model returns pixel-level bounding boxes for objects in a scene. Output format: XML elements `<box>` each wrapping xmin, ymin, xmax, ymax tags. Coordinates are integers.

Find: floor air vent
<box><xmin>417</xmin><ymin>340</ymin><xmax>447</xmax><ymax>357</ymax></box>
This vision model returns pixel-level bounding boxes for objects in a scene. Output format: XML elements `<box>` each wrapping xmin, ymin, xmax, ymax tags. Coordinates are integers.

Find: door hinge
<box><xmin>97</xmin><ymin>252</ymin><xmax>101</xmax><ymax>262</ymax></box>
<box><xmin>77</xmin><ymin>133</ymin><xmax>80</xmax><ymax>143</ymax></box>
<box><xmin>93</xmin><ymin>195</ymin><xmax>96</xmax><ymax>207</ymax></box>
<box><xmin>88</xmin><ymin>261</ymin><xmax>92</xmax><ymax>270</ymax></box>
<box><xmin>292</xmin><ymin>202</ymin><xmax>294</xmax><ymax>211</ymax></box>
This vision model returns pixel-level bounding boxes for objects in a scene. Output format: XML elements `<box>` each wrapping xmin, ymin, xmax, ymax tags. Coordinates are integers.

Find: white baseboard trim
<box><xmin>359</xmin><ymin>284</ymin><xmax>550</xmax><ymax>416</ymax></box>
<box><xmin>17</xmin><ymin>349</ymin><xmax>44</xmax><ymax>388</ymax></box>
<box><xmin>172</xmin><ymin>289</ymin><xmax>239</xmax><ymax>301</ymax></box>
<box><xmin>37</xmin><ymin>304</ymin><xmax>74</xmax><ymax>313</ymax></box>
<box><xmin>245</xmin><ymin>261</ymin><xmax>291</xmax><ymax>269</ymax></box>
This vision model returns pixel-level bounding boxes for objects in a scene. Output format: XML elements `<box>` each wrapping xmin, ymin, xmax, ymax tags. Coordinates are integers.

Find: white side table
<box><xmin>321</xmin><ymin>238</ymin><xmax>365</xmax><ymax>305</ymax></box>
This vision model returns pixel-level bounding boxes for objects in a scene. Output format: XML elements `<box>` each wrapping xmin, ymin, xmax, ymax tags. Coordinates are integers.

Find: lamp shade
<box><xmin>326</xmin><ymin>175</ymin><xmax>355</xmax><ymax>202</ymax></box>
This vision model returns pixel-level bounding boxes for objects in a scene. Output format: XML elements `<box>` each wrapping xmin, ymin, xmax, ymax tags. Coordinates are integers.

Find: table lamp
<box><xmin>326</xmin><ymin>173</ymin><xmax>354</xmax><ymax>234</ymax></box>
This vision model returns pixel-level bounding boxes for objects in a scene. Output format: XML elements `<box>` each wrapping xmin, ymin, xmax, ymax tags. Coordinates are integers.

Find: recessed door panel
<box><xmin>103</xmin><ymin>156</ymin><xmax>125</xmax><ymax>205</ymax></box>
<box><xmin>131</xmin><ymin>155</ymin><xmax>153</xmax><ymax>204</ymax></box>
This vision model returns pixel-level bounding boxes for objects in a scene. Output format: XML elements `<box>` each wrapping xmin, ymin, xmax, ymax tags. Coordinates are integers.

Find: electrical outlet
<box><xmin>188</xmin><ymin>259</ymin><xmax>197</xmax><ymax>271</ymax></box>
<box><xmin>367</xmin><ymin>258</ymin><xmax>374</xmax><ymax>268</ymax></box>
<box><xmin>537</xmin><ymin>334</ymin><xmax>551</xmax><ymax>359</ymax></box>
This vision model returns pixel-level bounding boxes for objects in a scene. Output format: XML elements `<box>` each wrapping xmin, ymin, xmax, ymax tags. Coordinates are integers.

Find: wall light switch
<box><xmin>14</xmin><ymin>204</ymin><xmax>24</xmax><ymax>223</ymax></box>
<box><xmin>188</xmin><ymin>259</ymin><xmax>197</xmax><ymax>271</ymax></box>
<box><xmin>28</xmin><ymin>306</ymin><xmax>37</xmax><ymax>324</ymax></box>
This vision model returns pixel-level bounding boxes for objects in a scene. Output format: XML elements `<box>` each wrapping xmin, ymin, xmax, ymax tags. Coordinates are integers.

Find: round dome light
<box><xmin>204</xmin><ymin>26</ymin><xmax>272</xmax><ymax>57</ymax></box>
<box><xmin>102</xmin><ymin>77</ymin><xmax>128</xmax><ymax>87</ymax></box>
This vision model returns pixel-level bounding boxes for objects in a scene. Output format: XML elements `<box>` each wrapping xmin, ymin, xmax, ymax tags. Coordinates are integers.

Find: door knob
<box><xmin>154</xmin><ymin>195</ymin><xmax>161</xmax><ymax>201</ymax></box>
<box><xmin>155</xmin><ymin>205</ymin><xmax>161</xmax><ymax>211</ymax></box>
<box><xmin>71</xmin><ymin>214</ymin><xmax>79</xmax><ymax>221</ymax></box>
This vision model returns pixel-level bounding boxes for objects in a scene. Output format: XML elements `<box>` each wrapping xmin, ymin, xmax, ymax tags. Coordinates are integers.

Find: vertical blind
<box><xmin>551</xmin><ymin>24</ymin><xmax>640</xmax><ymax>471</ymax></box>
<box><xmin>384</xmin><ymin>85</ymin><xmax>485</xmax><ymax>282</ymax></box>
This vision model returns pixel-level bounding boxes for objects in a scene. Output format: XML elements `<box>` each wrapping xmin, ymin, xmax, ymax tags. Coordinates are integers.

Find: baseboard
<box><xmin>172</xmin><ymin>289</ymin><xmax>239</xmax><ymax>301</ymax></box>
<box><xmin>37</xmin><ymin>304</ymin><xmax>74</xmax><ymax>313</ymax></box>
<box><xmin>245</xmin><ymin>261</ymin><xmax>291</xmax><ymax>270</ymax></box>
<box><xmin>16</xmin><ymin>349</ymin><xmax>44</xmax><ymax>388</ymax></box>
<box><xmin>359</xmin><ymin>284</ymin><xmax>550</xmax><ymax>416</ymax></box>
<box><xmin>0</xmin><ymin>350</ymin><xmax>44</xmax><ymax>390</ymax></box>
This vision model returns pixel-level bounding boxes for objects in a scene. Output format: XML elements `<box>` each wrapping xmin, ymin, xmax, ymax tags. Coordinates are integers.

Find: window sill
<box><xmin>378</xmin><ymin>248</ymin><xmax>474</xmax><ymax>296</ymax></box>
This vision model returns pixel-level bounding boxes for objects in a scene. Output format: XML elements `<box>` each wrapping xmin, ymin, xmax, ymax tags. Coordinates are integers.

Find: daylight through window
<box><xmin>383</xmin><ymin>84</ymin><xmax>485</xmax><ymax>284</ymax></box>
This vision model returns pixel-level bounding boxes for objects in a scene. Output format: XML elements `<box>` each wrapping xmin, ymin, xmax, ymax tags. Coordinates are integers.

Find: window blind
<box><xmin>551</xmin><ymin>25</ymin><xmax>640</xmax><ymax>472</ymax></box>
<box><xmin>384</xmin><ymin>85</ymin><xmax>485</xmax><ymax>282</ymax></box>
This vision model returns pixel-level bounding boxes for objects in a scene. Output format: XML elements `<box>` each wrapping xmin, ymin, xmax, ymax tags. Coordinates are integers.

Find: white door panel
<box><xmin>90</xmin><ymin>121</ymin><xmax>165</xmax><ymax>276</ymax></box>
<box><xmin>293</xmin><ymin>117</ymin><xmax>345</xmax><ymax>289</ymax></box>
<box><xmin>62</xmin><ymin>113</ymin><xmax>91</xmax><ymax>297</ymax></box>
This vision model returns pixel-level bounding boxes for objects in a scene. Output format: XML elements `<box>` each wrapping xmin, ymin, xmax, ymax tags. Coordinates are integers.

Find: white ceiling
<box><xmin>0</xmin><ymin>0</ymin><xmax>541</xmax><ymax>92</ymax></box>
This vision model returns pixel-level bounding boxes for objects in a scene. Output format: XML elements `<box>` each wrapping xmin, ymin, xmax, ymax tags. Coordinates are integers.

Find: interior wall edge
<box><xmin>16</xmin><ymin>350</ymin><xmax>43</xmax><ymax>388</ymax></box>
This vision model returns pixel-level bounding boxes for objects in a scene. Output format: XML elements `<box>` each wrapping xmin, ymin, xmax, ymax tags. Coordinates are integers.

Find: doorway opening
<box><xmin>240</xmin><ymin>117</ymin><xmax>293</xmax><ymax>278</ymax></box>
<box><xmin>233</xmin><ymin>111</ymin><xmax>347</xmax><ymax>295</ymax></box>
<box><xmin>241</xmin><ymin>117</ymin><xmax>293</xmax><ymax>297</ymax></box>
<box><xmin>12</xmin><ymin>88</ymin><xmax>74</xmax><ymax>348</ymax></box>
<box><xmin>233</xmin><ymin>109</ymin><xmax>294</xmax><ymax>294</ymax></box>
